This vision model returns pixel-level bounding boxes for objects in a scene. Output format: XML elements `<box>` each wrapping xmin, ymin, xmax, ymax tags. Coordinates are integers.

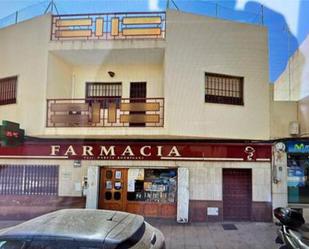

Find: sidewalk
<box><xmin>0</xmin><ymin>219</ymin><xmax>278</xmax><ymax>249</ymax></box>
<box><xmin>146</xmin><ymin>219</ymin><xmax>278</xmax><ymax>249</ymax></box>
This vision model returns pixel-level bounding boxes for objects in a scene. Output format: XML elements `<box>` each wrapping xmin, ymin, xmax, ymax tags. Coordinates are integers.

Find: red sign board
<box><xmin>0</xmin><ymin>140</ymin><xmax>271</xmax><ymax>162</ymax></box>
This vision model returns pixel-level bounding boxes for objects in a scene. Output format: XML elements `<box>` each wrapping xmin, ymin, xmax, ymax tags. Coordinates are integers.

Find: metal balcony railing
<box><xmin>51</xmin><ymin>12</ymin><xmax>166</xmax><ymax>41</ymax></box>
<box><xmin>46</xmin><ymin>98</ymin><xmax>164</xmax><ymax>127</ymax></box>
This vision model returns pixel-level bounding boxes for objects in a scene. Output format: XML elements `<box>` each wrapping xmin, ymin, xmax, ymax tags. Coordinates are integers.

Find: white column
<box><xmin>272</xmin><ymin>144</ymin><xmax>288</xmax><ymax>210</ymax></box>
<box><xmin>86</xmin><ymin>166</ymin><xmax>100</xmax><ymax>209</ymax></box>
<box><xmin>177</xmin><ymin>167</ymin><xmax>189</xmax><ymax>223</ymax></box>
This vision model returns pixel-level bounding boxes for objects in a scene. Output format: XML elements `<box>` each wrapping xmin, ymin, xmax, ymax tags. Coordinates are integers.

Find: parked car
<box><xmin>0</xmin><ymin>209</ymin><xmax>165</xmax><ymax>249</ymax></box>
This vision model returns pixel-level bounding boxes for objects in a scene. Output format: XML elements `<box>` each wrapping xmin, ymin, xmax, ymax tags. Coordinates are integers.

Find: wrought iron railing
<box><xmin>51</xmin><ymin>12</ymin><xmax>166</xmax><ymax>41</ymax></box>
<box><xmin>46</xmin><ymin>98</ymin><xmax>164</xmax><ymax>127</ymax></box>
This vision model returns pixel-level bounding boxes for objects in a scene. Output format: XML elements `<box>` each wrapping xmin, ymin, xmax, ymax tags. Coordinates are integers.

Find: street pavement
<box><xmin>147</xmin><ymin>219</ymin><xmax>279</xmax><ymax>249</ymax></box>
<box><xmin>0</xmin><ymin>219</ymin><xmax>279</xmax><ymax>249</ymax></box>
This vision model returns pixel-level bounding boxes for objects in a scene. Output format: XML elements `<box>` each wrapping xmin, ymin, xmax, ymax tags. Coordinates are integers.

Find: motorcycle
<box><xmin>274</xmin><ymin>207</ymin><xmax>309</xmax><ymax>249</ymax></box>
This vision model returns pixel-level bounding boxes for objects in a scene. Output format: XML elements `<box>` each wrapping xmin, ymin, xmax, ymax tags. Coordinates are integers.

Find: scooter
<box><xmin>274</xmin><ymin>207</ymin><xmax>309</xmax><ymax>249</ymax></box>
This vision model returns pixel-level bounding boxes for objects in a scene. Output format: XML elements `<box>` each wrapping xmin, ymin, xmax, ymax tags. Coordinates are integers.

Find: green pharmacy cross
<box><xmin>0</xmin><ymin>120</ymin><xmax>24</xmax><ymax>146</ymax></box>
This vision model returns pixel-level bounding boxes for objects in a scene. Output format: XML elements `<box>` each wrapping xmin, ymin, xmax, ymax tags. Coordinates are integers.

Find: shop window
<box><xmin>86</xmin><ymin>82</ymin><xmax>122</xmax><ymax>108</ymax></box>
<box><xmin>0</xmin><ymin>76</ymin><xmax>17</xmax><ymax>105</ymax></box>
<box><xmin>127</xmin><ymin>169</ymin><xmax>177</xmax><ymax>203</ymax></box>
<box><xmin>205</xmin><ymin>73</ymin><xmax>244</xmax><ymax>105</ymax></box>
<box><xmin>287</xmin><ymin>154</ymin><xmax>309</xmax><ymax>203</ymax></box>
<box><xmin>0</xmin><ymin>165</ymin><xmax>58</xmax><ymax>196</ymax></box>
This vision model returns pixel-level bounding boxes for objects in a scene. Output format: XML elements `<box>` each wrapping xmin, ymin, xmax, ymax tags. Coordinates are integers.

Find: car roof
<box><xmin>0</xmin><ymin>209</ymin><xmax>144</xmax><ymax>244</ymax></box>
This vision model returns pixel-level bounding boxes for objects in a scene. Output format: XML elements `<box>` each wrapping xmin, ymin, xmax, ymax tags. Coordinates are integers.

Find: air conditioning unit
<box><xmin>289</xmin><ymin>121</ymin><xmax>300</xmax><ymax>135</ymax></box>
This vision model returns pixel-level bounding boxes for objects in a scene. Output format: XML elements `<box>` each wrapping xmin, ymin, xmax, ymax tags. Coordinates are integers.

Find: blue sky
<box><xmin>0</xmin><ymin>0</ymin><xmax>308</xmax><ymax>82</ymax></box>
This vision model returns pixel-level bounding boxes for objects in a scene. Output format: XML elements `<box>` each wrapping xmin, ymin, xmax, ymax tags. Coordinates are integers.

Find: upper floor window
<box><xmin>86</xmin><ymin>82</ymin><xmax>122</xmax><ymax>108</ymax></box>
<box><xmin>205</xmin><ymin>73</ymin><xmax>244</xmax><ymax>105</ymax></box>
<box><xmin>0</xmin><ymin>76</ymin><xmax>17</xmax><ymax>105</ymax></box>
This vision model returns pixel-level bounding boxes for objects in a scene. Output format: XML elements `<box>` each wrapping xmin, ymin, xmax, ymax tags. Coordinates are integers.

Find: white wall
<box><xmin>164</xmin><ymin>10</ymin><xmax>270</xmax><ymax>140</ymax></box>
<box><xmin>0</xmin><ymin>15</ymin><xmax>51</xmax><ymax>135</ymax></box>
<box><xmin>188</xmin><ymin>162</ymin><xmax>271</xmax><ymax>202</ymax></box>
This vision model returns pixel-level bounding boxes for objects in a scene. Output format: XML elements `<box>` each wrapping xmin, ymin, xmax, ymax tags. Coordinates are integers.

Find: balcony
<box><xmin>51</xmin><ymin>12</ymin><xmax>166</xmax><ymax>41</ymax></box>
<box><xmin>46</xmin><ymin>98</ymin><xmax>164</xmax><ymax>128</ymax></box>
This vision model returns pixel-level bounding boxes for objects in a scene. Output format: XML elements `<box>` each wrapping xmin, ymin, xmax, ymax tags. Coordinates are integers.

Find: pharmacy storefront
<box><xmin>0</xmin><ymin>140</ymin><xmax>272</xmax><ymax>221</ymax></box>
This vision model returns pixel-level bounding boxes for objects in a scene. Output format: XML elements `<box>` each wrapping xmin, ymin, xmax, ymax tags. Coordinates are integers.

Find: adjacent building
<box><xmin>272</xmin><ymin>34</ymin><xmax>309</xmax><ymax>219</ymax></box>
<box><xmin>0</xmin><ymin>10</ymin><xmax>273</xmax><ymax>222</ymax></box>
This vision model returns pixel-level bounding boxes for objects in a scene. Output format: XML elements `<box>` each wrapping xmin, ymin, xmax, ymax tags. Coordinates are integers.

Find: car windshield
<box><xmin>0</xmin><ymin>240</ymin><xmax>26</xmax><ymax>249</ymax></box>
<box><xmin>0</xmin><ymin>1</ymin><xmax>308</xmax><ymax>249</ymax></box>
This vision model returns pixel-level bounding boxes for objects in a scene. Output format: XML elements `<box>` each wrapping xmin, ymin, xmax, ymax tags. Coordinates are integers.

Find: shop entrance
<box><xmin>98</xmin><ymin>168</ymin><xmax>127</xmax><ymax>211</ymax></box>
<box><xmin>98</xmin><ymin>167</ymin><xmax>177</xmax><ymax>218</ymax></box>
<box><xmin>223</xmin><ymin>169</ymin><xmax>252</xmax><ymax>221</ymax></box>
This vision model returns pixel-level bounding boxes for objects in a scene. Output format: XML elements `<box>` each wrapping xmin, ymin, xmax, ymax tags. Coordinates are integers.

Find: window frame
<box><xmin>287</xmin><ymin>154</ymin><xmax>309</xmax><ymax>204</ymax></box>
<box><xmin>204</xmin><ymin>72</ymin><xmax>244</xmax><ymax>106</ymax></box>
<box><xmin>0</xmin><ymin>76</ymin><xmax>18</xmax><ymax>106</ymax></box>
<box><xmin>85</xmin><ymin>82</ymin><xmax>122</xmax><ymax>108</ymax></box>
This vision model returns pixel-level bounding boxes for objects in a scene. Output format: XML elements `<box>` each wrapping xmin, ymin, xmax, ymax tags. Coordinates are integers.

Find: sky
<box><xmin>0</xmin><ymin>0</ymin><xmax>308</xmax><ymax>82</ymax></box>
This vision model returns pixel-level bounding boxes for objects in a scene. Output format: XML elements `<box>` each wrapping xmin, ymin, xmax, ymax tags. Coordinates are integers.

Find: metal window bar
<box><xmin>205</xmin><ymin>73</ymin><xmax>244</xmax><ymax>105</ymax></box>
<box><xmin>0</xmin><ymin>76</ymin><xmax>17</xmax><ymax>105</ymax></box>
<box><xmin>0</xmin><ymin>165</ymin><xmax>59</xmax><ymax>196</ymax></box>
<box><xmin>86</xmin><ymin>82</ymin><xmax>122</xmax><ymax>109</ymax></box>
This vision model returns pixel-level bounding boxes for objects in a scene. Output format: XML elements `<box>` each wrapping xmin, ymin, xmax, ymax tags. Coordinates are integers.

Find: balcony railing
<box><xmin>51</xmin><ymin>12</ymin><xmax>166</xmax><ymax>41</ymax></box>
<box><xmin>46</xmin><ymin>98</ymin><xmax>164</xmax><ymax>127</ymax></box>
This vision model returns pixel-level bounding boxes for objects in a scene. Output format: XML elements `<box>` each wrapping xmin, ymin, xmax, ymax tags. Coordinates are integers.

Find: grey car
<box><xmin>0</xmin><ymin>209</ymin><xmax>165</xmax><ymax>249</ymax></box>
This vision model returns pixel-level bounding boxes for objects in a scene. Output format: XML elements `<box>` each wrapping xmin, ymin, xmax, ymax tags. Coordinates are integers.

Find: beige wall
<box><xmin>47</xmin><ymin>52</ymin><xmax>73</xmax><ymax>99</ymax></box>
<box><xmin>72</xmin><ymin>64</ymin><xmax>163</xmax><ymax>99</ymax></box>
<box><xmin>273</xmin><ymin>34</ymin><xmax>309</xmax><ymax>137</ymax></box>
<box><xmin>46</xmin><ymin>10</ymin><xmax>270</xmax><ymax>140</ymax></box>
<box><xmin>0</xmin><ymin>15</ymin><xmax>51</xmax><ymax>135</ymax></box>
<box><xmin>274</xmin><ymin>34</ymin><xmax>309</xmax><ymax>101</ymax></box>
<box><xmin>269</xmin><ymin>85</ymin><xmax>298</xmax><ymax>139</ymax></box>
<box><xmin>164</xmin><ymin>11</ymin><xmax>270</xmax><ymax>140</ymax></box>
<box><xmin>299</xmin><ymin>95</ymin><xmax>309</xmax><ymax>136</ymax></box>
<box><xmin>0</xmin><ymin>11</ymin><xmax>271</xmax><ymax>140</ymax></box>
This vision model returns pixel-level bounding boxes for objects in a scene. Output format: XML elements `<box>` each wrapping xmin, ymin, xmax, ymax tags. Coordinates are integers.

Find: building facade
<box><xmin>0</xmin><ymin>10</ymin><xmax>273</xmax><ymax>222</ymax></box>
<box><xmin>272</xmin><ymin>34</ymin><xmax>309</xmax><ymax>220</ymax></box>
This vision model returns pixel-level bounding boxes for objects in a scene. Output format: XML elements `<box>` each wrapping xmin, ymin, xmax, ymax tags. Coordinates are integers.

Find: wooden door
<box><xmin>98</xmin><ymin>168</ymin><xmax>127</xmax><ymax>211</ymax></box>
<box><xmin>130</xmin><ymin>82</ymin><xmax>146</xmax><ymax>127</ymax></box>
<box><xmin>223</xmin><ymin>169</ymin><xmax>252</xmax><ymax>220</ymax></box>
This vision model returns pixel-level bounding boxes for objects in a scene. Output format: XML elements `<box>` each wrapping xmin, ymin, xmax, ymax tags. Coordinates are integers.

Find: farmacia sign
<box><xmin>50</xmin><ymin>144</ymin><xmax>181</xmax><ymax>160</ymax></box>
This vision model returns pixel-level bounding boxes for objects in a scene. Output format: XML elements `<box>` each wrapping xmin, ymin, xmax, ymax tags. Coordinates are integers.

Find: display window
<box><xmin>287</xmin><ymin>154</ymin><xmax>309</xmax><ymax>203</ymax></box>
<box><xmin>127</xmin><ymin>168</ymin><xmax>177</xmax><ymax>203</ymax></box>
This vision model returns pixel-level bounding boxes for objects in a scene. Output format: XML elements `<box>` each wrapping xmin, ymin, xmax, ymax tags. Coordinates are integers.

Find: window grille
<box><xmin>205</xmin><ymin>73</ymin><xmax>244</xmax><ymax>105</ymax></box>
<box><xmin>0</xmin><ymin>76</ymin><xmax>17</xmax><ymax>105</ymax></box>
<box><xmin>86</xmin><ymin>82</ymin><xmax>122</xmax><ymax>108</ymax></box>
<box><xmin>0</xmin><ymin>165</ymin><xmax>59</xmax><ymax>195</ymax></box>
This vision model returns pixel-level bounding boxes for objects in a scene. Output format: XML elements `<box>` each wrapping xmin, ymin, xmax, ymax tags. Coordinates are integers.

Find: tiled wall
<box><xmin>188</xmin><ymin>162</ymin><xmax>271</xmax><ymax>202</ymax></box>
